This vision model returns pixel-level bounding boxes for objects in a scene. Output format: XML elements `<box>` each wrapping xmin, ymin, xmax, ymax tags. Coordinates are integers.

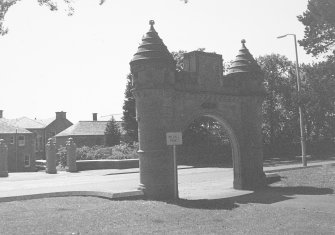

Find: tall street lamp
<box><xmin>277</xmin><ymin>33</ymin><xmax>307</xmax><ymax>167</ymax></box>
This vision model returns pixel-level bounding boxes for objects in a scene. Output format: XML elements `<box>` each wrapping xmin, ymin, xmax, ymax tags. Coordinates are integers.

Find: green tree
<box><xmin>298</xmin><ymin>0</ymin><xmax>335</xmax><ymax>57</ymax></box>
<box><xmin>104</xmin><ymin>116</ymin><xmax>121</xmax><ymax>147</ymax></box>
<box><xmin>0</xmin><ymin>0</ymin><xmax>17</xmax><ymax>35</ymax></box>
<box><xmin>257</xmin><ymin>54</ymin><xmax>299</xmax><ymax>150</ymax></box>
<box><xmin>1</xmin><ymin>0</ymin><xmax>187</xmax><ymax>35</ymax></box>
<box><xmin>171</xmin><ymin>50</ymin><xmax>187</xmax><ymax>72</ymax></box>
<box><xmin>0</xmin><ymin>0</ymin><xmax>87</xmax><ymax>35</ymax></box>
<box><xmin>301</xmin><ymin>60</ymin><xmax>335</xmax><ymax>142</ymax></box>
<box><xmin>121</xmin><ymin>74</ymin><xmax>138</xmax><ymax>143</ymax></box>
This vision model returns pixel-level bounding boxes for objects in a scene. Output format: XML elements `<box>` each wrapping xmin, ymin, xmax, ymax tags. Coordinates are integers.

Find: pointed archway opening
<box><xmin>177</xmin><ymin>116</ymin><xmax>235</xmax><ymax>200</ymax></box>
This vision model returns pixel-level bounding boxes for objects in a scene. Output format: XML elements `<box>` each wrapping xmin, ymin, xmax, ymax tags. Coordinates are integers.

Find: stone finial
<box><xmin>149</xmin><ymin>20</ymin><xmax>155</xmax><ymax>31</ymax></box>
<box><xmin>241</xmin><ymin>39</ymin><xmax>247</xmax><ymax>48</ymax></box>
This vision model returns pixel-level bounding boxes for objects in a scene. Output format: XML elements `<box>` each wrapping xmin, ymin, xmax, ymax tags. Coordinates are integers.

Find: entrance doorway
<box><xmin>177</xmin><ymin>116</ymin><xmax>234</xmax><ymax>199</ymax></box>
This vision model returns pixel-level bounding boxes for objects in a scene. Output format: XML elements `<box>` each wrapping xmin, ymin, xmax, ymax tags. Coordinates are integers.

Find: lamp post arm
<box><xmin>293</xmin><ymin>34</ymin><xmax>301</xmax><ymax>92</ymax></box>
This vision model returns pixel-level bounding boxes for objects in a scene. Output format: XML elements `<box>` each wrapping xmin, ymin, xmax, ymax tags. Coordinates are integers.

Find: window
<box><xmin>38</xmin><ymin>136</ymin><xmax>43</xmax><ymax>150</ymax></box>
<box><xmin>18</xmin><ymin>135</ymin><xmax>25</xmax><ymax>146</ymax></box>
<box><xmin>24</xmin><ymin>155</ymin><xmax>30</xmax><ymax>167</ymax></box>
<box><xmin>36</xmin><ymin>136</ymin><xmax>43</xmax><ymax>150</ymax></box>
<box><xmin>10</xmin><ymin>136</ymin><xmax>14</xmax><ymax>144</ymax></box>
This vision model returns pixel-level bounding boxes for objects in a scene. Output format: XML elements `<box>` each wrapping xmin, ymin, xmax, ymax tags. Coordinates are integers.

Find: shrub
<box><xmin>56</xmin><ymin>143</ymin><xmax>139</xmax><ymax>167</ymax></box>
<box><xmin>108</xmin><ymin>142</ymin><xmax>139</xmax><ymax>160</ymax></box>
<box><xmin>75</xmin><ymin>143</ymin><xmax>139</xmax><ymax>161</ymax></box>
<box><xmin>56</xmin><ymin>146</ymin><xmax>67</xmax><ymax>168</ymax></box>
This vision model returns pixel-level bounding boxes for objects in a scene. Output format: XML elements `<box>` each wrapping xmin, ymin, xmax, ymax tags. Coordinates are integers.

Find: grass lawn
<box><xmin>0</xmin><ymin>166</ymin><xmax>335</xmax><ymax>234</ymax></box>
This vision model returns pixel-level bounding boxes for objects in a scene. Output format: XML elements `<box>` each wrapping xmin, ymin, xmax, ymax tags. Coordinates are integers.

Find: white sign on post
<box><xmin>166</xmin><ymin>132</ymin><xmax>182</xmax><ymax>200</ymax></box>
<box><xmin>166</xmin><ymin>132</ymin><xmax>183</xmax><ymax>146</ymax></box>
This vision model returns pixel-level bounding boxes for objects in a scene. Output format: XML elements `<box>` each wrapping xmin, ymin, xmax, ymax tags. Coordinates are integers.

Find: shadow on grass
<box><xmin>178</xmin><ymin>163</ymin><xmax>233</xmax><ymax>169</ymax></box>
<box><xmin>173</xmin><ymin>185</ymin><xmax>333</xmax><ymax>210</ymax></box>
<box><xmin>174</xmin><ymin>198</ymin><xmax>238</xmax><ymax>210</ymax></box>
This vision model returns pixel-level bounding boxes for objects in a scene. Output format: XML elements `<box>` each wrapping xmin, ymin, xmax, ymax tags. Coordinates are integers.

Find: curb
<box><xmin>0</xmin><ymin>190</ymin><xmax>144</xmax><ymax>203</ymax></box>
<box><xmin>264</xmin><ymin>162</ymin><xmax>335</xmax><ymax>173</ymax></box>
<box><xmin>102</xmin><ymin>166</ymin><xmax>195</xmax><ymax>176</ymax></box>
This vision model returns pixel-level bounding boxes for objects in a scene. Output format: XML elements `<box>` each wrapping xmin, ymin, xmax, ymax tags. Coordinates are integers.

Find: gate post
<box><xmin>66</xmin><ymin>137</ymin><xmax>77</xmax><ymax>172</ymax></box>
<box><xmin>0</xmin><ymin>139</ymin><xmax>8</xmax><ymax>177</ymax></box>
<box><xmin>130</xmin><ymin>21</ymin><xmax>176</xmax><ymax>200</ymax></box>
<box><xmin>226</xmin><ymin>39</ymin><xmax>266</xmax><ymax>189</ymax></box>
<box><xmin>46</xmin><ymin>138</ymin><xmax>57</xmax><ymax>174</ymax></box>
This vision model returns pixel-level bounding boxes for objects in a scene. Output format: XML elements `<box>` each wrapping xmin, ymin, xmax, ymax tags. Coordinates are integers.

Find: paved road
<box><xmin>0</xmin><ymin>167</ymin><xmax>237</xmax><ymax>199</ymax></box>
<box><xmin>178</xmin><ymin>167</ymin><xmax>241</xmax><ymax>199</ymax></box>
<box><xmin>1</xmin><ymin>158</ymin><xmax>335</xmax><ymax>201</ymax></box>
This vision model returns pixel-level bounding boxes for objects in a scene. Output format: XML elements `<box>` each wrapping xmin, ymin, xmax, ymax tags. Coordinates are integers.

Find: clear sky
<box><xmin>0</xmin><ymin>0</ymin><xmax>315</xmax><ymax>123</ymax></box>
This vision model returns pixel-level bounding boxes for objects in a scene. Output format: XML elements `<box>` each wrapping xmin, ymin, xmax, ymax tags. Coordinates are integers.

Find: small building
<box><xmin>55</xmin><ymin>113</ymin><xmax>123</xmax><ymax>148</ymax></box>
<box><xmin>56</xmin><ymin>119</ymin><xmax>108</xmax><ymax>147</ymax></box>
<box><xmin>0</xmin><ymin>120</ymin><xmax>35</xmax><ymax>172</ymax></box>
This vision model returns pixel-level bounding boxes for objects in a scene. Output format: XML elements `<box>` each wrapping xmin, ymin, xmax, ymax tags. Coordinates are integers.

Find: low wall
<box><xmin>76</xmin><ymin>159</ymin><xmax>139</xmax><ymax>171</ymax></box>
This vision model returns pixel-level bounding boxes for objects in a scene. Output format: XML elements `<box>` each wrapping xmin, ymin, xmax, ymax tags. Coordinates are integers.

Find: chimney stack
<box><xmin>0</xmin><ymin>110</ymin><xmax>3</xmax><ymax>118</ymax></box>
<box><xmin>93</xmin><ymin>113</ymin><xmax>97</xmax><ymax>121</ymax></box>
<box><xmin>56</xmin><ymin>111</ymin><xmax>66</xmax><ymax>119</ymax></box>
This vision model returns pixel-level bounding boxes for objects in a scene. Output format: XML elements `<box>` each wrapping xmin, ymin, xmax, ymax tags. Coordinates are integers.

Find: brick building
<box><xmin>0</xmin><ymin>120</ymin><xmax>35</xmax><ymax>172</ymax></box>
<box><xmin>0</xmin><ymin>111</ymin><xmax>72</xmax><ymax>159</ymax></box>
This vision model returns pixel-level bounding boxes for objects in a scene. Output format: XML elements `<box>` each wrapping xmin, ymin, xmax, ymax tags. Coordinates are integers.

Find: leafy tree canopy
<box><xmin>0</xmin><ymin>0</ymin><xmax>187</xmax><ymax>35</ymax></box>
<box><xmin>298</xmin><ymin>0</ymin><xmax>335</xmax><ymax>57</ymax></box>
<box><xmin>0</xmin><ymin>0</ymin><xmax>105</xmax><ymax>35</ymax></box>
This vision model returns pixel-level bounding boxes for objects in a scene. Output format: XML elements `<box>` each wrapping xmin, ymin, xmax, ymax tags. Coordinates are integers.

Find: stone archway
<box><xmin>130</xmin><ymin>20</ymin><xmax>266</xmax><ymax>200</ymax></box>
<box><xmin>180</xmin><ymin>111</ymin><xmax>241</xmax><ymax>190</ymax></box>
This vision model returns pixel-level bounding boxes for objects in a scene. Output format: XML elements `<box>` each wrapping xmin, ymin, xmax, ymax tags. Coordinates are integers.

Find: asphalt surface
<box><xmin>0</xmin><ymin>159</ymin><xmax>334</xmax><ymax>202</ymax></box>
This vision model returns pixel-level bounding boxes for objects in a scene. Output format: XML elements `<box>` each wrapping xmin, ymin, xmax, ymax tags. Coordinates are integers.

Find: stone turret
<box><xmin>130</xmin><ymin>20</ymin><xmax>176</xmax><ymax>199</ymax></box>
<box><xmin>130</xmin><ymin>20</ymin><xmax>176</xmax><ymax>89</ymax></box>
<box><xmin>226</xmin><ymin>39</ymin><xmax>266</xmax><ymax>189</ymax></box>
<box><xmin>227</xmin><ymin>39</ymin><xmax>261</xmax><ymax>76</ymax></box>
<box><xmin>225</xmin><ymin>39</ymin><xmax>264</xmax><ymax>95</ymax></box>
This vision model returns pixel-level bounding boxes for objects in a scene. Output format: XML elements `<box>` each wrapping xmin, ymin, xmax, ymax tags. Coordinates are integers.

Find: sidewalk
<box><xmin>263</xmin><ymin>159</ymin><xmax>335</xmax><ymax>173</ymax></box>
<box><xmin>0</xmin><ymin>160</ymin><xmax>334</xmax><ymax>202</ymax></box>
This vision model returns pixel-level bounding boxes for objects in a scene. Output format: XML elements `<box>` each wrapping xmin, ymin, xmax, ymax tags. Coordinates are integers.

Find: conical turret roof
<box><xmin>130</xmin><ymin>20</ymin><xmax>175</xmax><ymax>67</ymax></box>
<box><xmin>227</xmin><ymin>39</ymin><xmax>261</xmax><ymax>75</ymax></box>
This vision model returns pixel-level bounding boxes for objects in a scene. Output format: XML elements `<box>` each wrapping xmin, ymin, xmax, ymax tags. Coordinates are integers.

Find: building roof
<box><xmin>55</xmin><ymin>121</ymin><xmax>109</xmax><ymax>137</ymax></box>
<box><xmin>0</xmin><ymin>120</ymin><xmax>32</xmax><ymax>134</ymax></box>
<box><xmin>130</xmin><ymin>20</ymin><xmax>175</xmax><ymax>68</ymax></box>
<box><xmin>36</xmin><ymin>117</ymin><xmax>55</xmax><ymax>127</ymax></box>
<box><xmin>226</xmin><ymin>39</ymin><xmax>261</xmax><ymax>75</ymax></box>
<box><xmin>1</xmin><ymin>117</ymin><xmax>45</xmax><ymax>129</ymax></box>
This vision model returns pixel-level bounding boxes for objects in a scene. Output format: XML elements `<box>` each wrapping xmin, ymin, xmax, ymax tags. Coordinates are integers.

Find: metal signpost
<box><xmin>166</xmin><ymin>132</ymin><xmax>182</xmax><ymax>200</ymax></box>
